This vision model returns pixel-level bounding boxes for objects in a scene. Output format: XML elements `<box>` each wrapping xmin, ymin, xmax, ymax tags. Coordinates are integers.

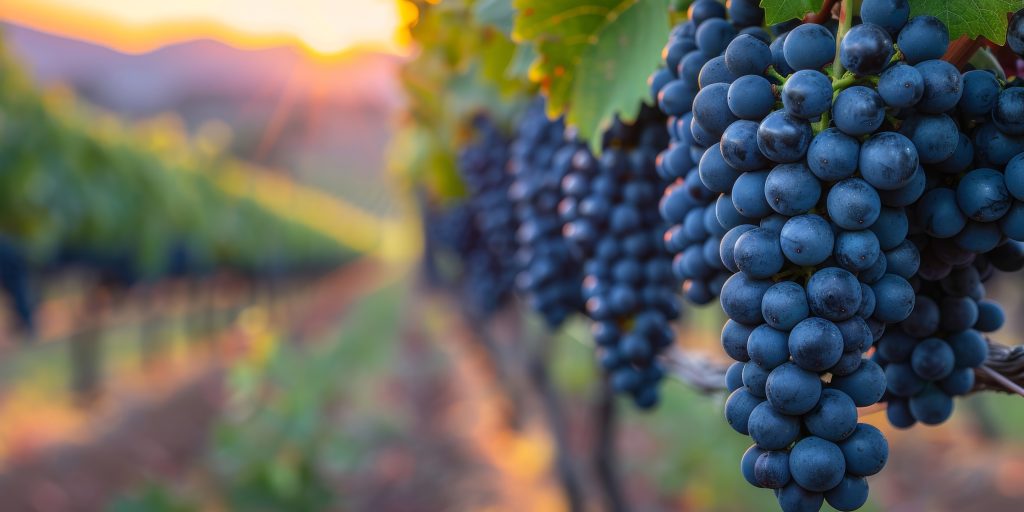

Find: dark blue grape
<box><xmin>734</xmin><ymin>227</ymin><xmax>785</xmax><ymax>279</ymax></box>
<box><xmin>780</xmin><ymin>214</ymin><xmax>834</xmax><ymax>266</ymax></box>
<box><xmin>789</xmin><ymin>317</ymin><xmax>845</xmax><ymax>372</ymax></box>
<box><xmin>757</xmin><ymin>111</ymin><xmax>812</xmax><ymax>163</ymax></box>
<box><xmin>783</xmin><ymin>23</ymin><xmax>836</xmax><ymax>70</ymax></box>
<box><xmin>725</xmin><ymin>34</ymin><xmax>772</xmax><ymax>76</ymax></box>
<box><xmin>833</xmin><ymin>86</ymin><xmax>885</xmax><ymax>136</ymax></box>
<box><xmin>728</xmin><ymin>75</ymin><xmax>776</xmax><ymax>121</ymax></box>
<box><xmin>749</xmin><ymin>401</ymin><xmax>801</xmax><ymax>450</ymax></box>
<box><xmin>908</xmin><ymin>385</ymin><xmax>954</xmax><ymax>425</ymax></box>
<box><xmin>761</xmin><ymin>281</ymin><xmax>810</xmax><ymax>330</ymax></box>
<box><xmin>732</xmin><ymin>170</ymin><xmax>773</xmax><ymax>218</ymax></box>
<box><xmin>804</xmin><ymin>388</ymin><xmax>858</xmax><ymax>442</ymax></box>
<box><xmin>831</xmin><ymin>359</ymin><xmax>887</xmax><ymax>406</ymax></box>
<box><xmin>765</xmin><ymin>362</ymin><xmax>822</xmax><ymax>415</ymax></box>
<box><xmin>859</xmin><ymin>132</ymin><xmax>919</xmax><ymax>191</ymax></box>
<box><xmin>764</xmin><ymin>163</ymin><xmax>821</xmax><ymax>216</ymax></box>
<box><xmin>828</xmin><ymin>178</ymin><xmax>882</xmax><ymax>230</ymax></box>
<box><xmin>884</xmin><ymin>239</ymin><xmax>924</xmax><ymax>279</ymax></box>
<box><xmin>699</xmin><ymin>55</ymin><xmax>738</xmax><ymax>88</ymax></box>
<box><xmin>807</xmin><ymin>128</ymin><xmax>859</xmax><ymax>182</ymax></box>
<box><xmin>748</xmin><ymin>324</ymin><xmax>791</xmax><ymax>370</ymax></box>
<box><xmin>777</xmin><ymin>482</ymin><xmax>824</xmax><ymax>512</ymax></box>
<box><xmin>835</xmin><ymin>230</ymin><xmax>881</xmax><ymax>272</ymax></box>
<box><xmin>825</xmin><ymin>475</ymin><xmax>870</xmax><ymax>512</ymax></box>
<box><xmin>898</xmin><ymin>113</ymin><xmax>958</xmax><ymax>163</ymax></box>
<box><xmin>958</xmin><ymin>69</ymin><xmax>1000</xmax><ymax>117</ymax></box>
<box><xmin>789</xmin><ymin>436</ymin><xmax>846</xmax><ymax>492</ymax></box>
<box><xmin>696</xmin><ymin>18</ymin><xmax>738</xmax><ymax>57</ymax></box>
<box><xmin>720</xmin><ymin>120</ymin><xmax>770</xmax><ymax>171</ymax></box>
<box><xmin>839</xmin><ymin>423</ymin><xmax>888</xmax><ymax>476</ymax></box>
<box><xmin>726</xmin><ymin>387</ymin><xmax>764</xmax><ymax>434</ymax></box>
<box><xmin>782</xmin><ymin>70</ymin><xmax>833</xmax><ymax>120</ymax></box>
<box><xmin>693</xmin><ymin>83</ymin><xmax>737</xmax><ymax>138</ymax></box>
<box><xmin>914</xmin><ymin>59</ymin><xmax>963</xmax><ymax>114</ymax></box>
<box><xmin>898</xmin><ymin>16</ymin><xmax>949</xmax><ymax>64</ymax></box>
<box><xmin>869</xmin><ymin>207</ymin><xmax>909</xmax><ymax>251</ymax></box>
<box><xmin>754</xmin><ymin>451</ymin><xmax>791</xmax><ymax>489</ymax></box>
<box><xmin>861</xmin><ymin>0</ymin><xmax>909</xmax><ymax>35</ymax></box>
<box><xmin>721</xmin><ymin>272</ymin><xmax>772</xmax><ymax>324</ymax></box>
<box><xmin>993</xmin><ymin>87</ymin><xmax>1024</xmax><ymax>136</ymax></box>
<box><xmin>741</xmin><ymin>444</ymin><xmax>767</xmax><ymax>487</ymax></box>
<box><xmin>743</xmin><ymin>360</ymin><xmax>771</xmax><ymax>397</ymax></box>
<box><xmin>688</xmin><ymin>0</ymin><xmax>726</xmax><ymax>25</ymax></box>
<box><xmin>699</xmin><ymin>143</ymin><xmax>743</xmax><ymax>193</ymax></box>
<box><xmin>839</xmin><ymin>23</ymin><xmax>894</xmax><ymax>75</ymax></box>
<box><xmin>877</xmin><ymin>62</ymin><xmax>924</xmax><ymax>108</ymax></box>
<box><xmin>916</xmin><ymin>188</ymin><xmax>966</xmax><ymax>238</ymax></box>
<box><xmin>870</xmin><ymin>273</ymin><xmax>915</xmax><ymax>323</ymax></box>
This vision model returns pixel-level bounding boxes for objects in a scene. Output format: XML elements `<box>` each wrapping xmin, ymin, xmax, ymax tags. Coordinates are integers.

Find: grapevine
<box><xmin>402</xmin><ymin>0</ymin><xmax>1024</xmax><ymax>511</ymax></box>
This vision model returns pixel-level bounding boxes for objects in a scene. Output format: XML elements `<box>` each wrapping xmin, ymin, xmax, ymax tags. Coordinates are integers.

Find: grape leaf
<box><xmin>475</xmin><ymin>0</ymin><xmax>516</xmax><ymax>36</ymax></box>
<box><xmin>909</xmin><ymin>0</ymin><xmax>1023</xmax><ymax>43</ymax></box>
<box><xmin>513</xmin><ymin>0</ymin><xmax>670</xmax><ymax>150</ymax></box>
<box><xmin>760</xmin><ymin>0</ymin><xmax>820</xmax><ymax>25</ymax></box>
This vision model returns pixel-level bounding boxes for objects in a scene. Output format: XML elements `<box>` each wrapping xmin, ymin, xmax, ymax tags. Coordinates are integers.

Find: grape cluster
<box><xmin>508</xmin><ymin>102</ymin><xmax>584</xmax><ymax>328</ymax></box>
<box><xmin>652</xmin><ymin>0</ymin><xmax>767</xmax><ymax>305</ymax></box>
<box><xmin>451</xmin><ymin>116</ymin><xmax>519</xmax><ymax>317</ymax></box>
<box><xmin>560</xmin><ymin>108</ymin><xmax>680</xmax><ymax>409</ymax></box>
<box><xmin>661</xmin><ymin>0</ymin><xmax>1024</xmax><ymax>508</ymax></box>
<box><xmin>875</xmin><ymin>241</ymin><xmax>1024</xmax><ymax>427</ymax></box>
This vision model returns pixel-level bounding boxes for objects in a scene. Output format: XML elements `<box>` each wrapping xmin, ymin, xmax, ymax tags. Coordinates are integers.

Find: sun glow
<box><xmin>1</xmin><ymin>0</ymin><xmax>415</xmax><ymax>56</ymax></box>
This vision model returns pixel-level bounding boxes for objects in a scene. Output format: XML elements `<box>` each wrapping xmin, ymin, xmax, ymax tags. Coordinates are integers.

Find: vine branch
<box><xmin>663</xmin><ymin>341</ymin><xmax>1024</xmax><ymax>397</ymax></box>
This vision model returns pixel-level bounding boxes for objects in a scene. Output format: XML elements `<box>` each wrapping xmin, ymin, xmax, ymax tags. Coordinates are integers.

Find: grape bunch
<box><xmin>450</xmin><ymin>116</ymin><xmax>520</xmax><ymax>317</ymax></box>
<box><xmin>663</xmin><ymin>0</ymin><xmax>1024</xmax><ymax>508</ymax></box>
<box><xmin>652</xmin><ymin>0</ymin><xmax>767</xmax><ymax>305</ymax></box>
<box><xmin>875</xmin><ymin>241</ymin><xmax>1024</xmax><ymax>427</ymax></box>
<box><xmin>560</xmin><ymin>108</ymin><xmax>680</xmax><ymax>409</ymax></box>
<box><xmin>508</xmin><ymin>101</ymin><xmax>584</xmax><ymax>328</ymax></box>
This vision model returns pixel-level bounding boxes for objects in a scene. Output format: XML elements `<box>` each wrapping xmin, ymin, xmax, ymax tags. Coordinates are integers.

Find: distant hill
<box><xmin>1</xmin><ymin>23</ymin><xmax>404</xmax><ymax>188</ymax></box>
<box><xmin>3</xmin><ymin>23</ymin><xmax>403</xmax><ymax>115</ymax></box>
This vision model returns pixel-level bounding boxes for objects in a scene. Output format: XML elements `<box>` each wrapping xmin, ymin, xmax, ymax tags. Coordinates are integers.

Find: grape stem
<box><xmin>664</xmin><ymin>340</ymin><xmax>1024</xmax><ymax>398</ymax></box>
<box><xmin>803</xmin><ymin>0</ymin><xmax>839</xmax><ymax>24</ymax></box>
<box><xmin>830</xmin><ymin>0</ymin><xmax>854</xmax><ymax>78</ymax></box>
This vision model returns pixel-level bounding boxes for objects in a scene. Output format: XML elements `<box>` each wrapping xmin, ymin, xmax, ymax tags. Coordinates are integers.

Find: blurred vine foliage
<box><xmin>0</xmin><ymin>38</ymin><xmax>349</xmax><ymax>281</ymax></box>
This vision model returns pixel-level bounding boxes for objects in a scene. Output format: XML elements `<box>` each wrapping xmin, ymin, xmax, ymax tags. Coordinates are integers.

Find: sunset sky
<box><xmin>2</xmin><ymin>0</ymin><xmax>414</xmax><ymax>55</ymax></box>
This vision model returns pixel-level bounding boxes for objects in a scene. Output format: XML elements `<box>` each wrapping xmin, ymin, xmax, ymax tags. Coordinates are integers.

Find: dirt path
<box><xmin>0</xmin><ymin>258</ymin><xmax>391</xmax><ymax>512</ymax></box>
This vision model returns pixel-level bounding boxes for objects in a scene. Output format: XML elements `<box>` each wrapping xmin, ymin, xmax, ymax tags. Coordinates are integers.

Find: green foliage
<box><xmin>760</xmin><ymin>0</ymin><xmax>820</xmax><ymax>25</ymax></box>
<box><xmin>391</xmin><ymin>0</ymin><xmax>533</xmax><ymax>202</ymax></box>
<box><xmin>512</xmin><ymin>0</ymin><xmax>671</xmax><ymax>151</ymax></box>
<box><xmin>0</xmin><ymin>40</ymin><xmax>349</xmax><ymax>277</ymax></box>
<box><xmin>910</xmin><ymin>0</ymin><xmax>1024</xmax><ymax>43</ymax></box>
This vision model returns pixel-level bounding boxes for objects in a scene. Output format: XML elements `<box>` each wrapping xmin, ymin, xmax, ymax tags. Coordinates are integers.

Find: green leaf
<box><xmin>760</xmin><ymin>0</ymin><xmax>820</xmax><ymax>25</ymax></box>
<box><xmin>513</xmin><ymin>0</ymin><xmax>671</xmax><ymax>150</ymax></box>
<box><xmin>909</xmin><ymin>0</ymin><xmax>1023</xmax><ymax>43</ymax></box>
<box><xmin>476</xmin><ymin>0</ymin><xmax>517</xmax><ymax>36</ymax></box>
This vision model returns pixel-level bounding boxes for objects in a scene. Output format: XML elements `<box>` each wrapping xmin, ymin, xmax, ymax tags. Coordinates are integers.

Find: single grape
<box><xmin>898</xmin><ymin>113</ymin><xmax>959</xmax><ymax>164</ymax></box>
<box><xmin>877</xmin><ymin>63</ymin><xmax>924</xmax><ymax>108</ymax></box>
<box><xmin>958</xmin><ymin>69</ymin><xmax>1001</xmax><ymax>117</ymax></box>
<box><xmin>956</xmin><ymin>168</ymin><xmax>1011</xmax><ymax>222</ymax></box>
<box><xmin>780</xmin><ymin>214</ymin><xmax>835</xmax><ymax>265</ymax></box>
<box><xmin>757</xmin><ymin>110</ymin><xmax>813</xmax><ymax>163</ymax></box>
<box><xmin>806</xmin><ymin>267</ymin><xmax>862</xmax><ymax>322</ymax></box>
<box><xmin>827</xmin><ymin>178</ymin><xmax>882</xmax><ymax>229</ymax></box>
<box><xmin>1009</xmin><ymin>8</ymin><xmax>1024</xmax><ymax>56</ymax></box>
<box><xmin>807</xmin><ymin>128</ymin><xmax>859</xmax><ymax>181</ymax></box>
<box><xmin>761</xmin><ymin>281</ymin><xmax>810</xmax><ymax>331</ymax></box>
<box><xmin>727</xmin><ymin>75</ymin><xmax>776</xmax><ymax>121</ymax></box>
<box><xmin>782</xmin><ymin>70</ymin><xmax>833</xmax><ymax>120</ymax></box>
<box><xmin>898</xmin><ymin>16</ymin><xmax>950</xmax><ymax>64</ymax></box>
<box><xmin>695</xmin><ymin>18</ymin><xmax>738</xmax><ymax>57</ymax></box>
<box><xmin>825</xmin><ymin>475</ymin><xmax>870</xmax><ymax>512</ymax></box>
<box><xmin>725</xmin><ymin>34</ymin><xmax>772</xmax><ymax>76</ymax></box>
<box><xmin>839</xmin><ymin>424</ymin><xmax>888</xmax><ymax>477</ymax></box>
<box><xmin>720</xmin><ymin>120</ymin><xmax>770</xmax><ymax>171</ymax></box>
<box><xmin>698</xmin><ymin>55</ymin><xmax>738</xmax><ymax>88</ymax></box>
<box><xmin>764</xmin><ymin>162</ymin><xmax>822</xmax><ymax>216</ymax></box>
<box><xmin>748</xmin><ymin>401</ymin><xmax>801</xmax><ymax>450</ymax></box>
<box><xmin>733</xmin><ymin>227</ymin><xmax>785</xmax><ymax>279</ymax></box>
<box><xmin>765</xmin><ymin>362</ymin><xmax>822</xmax><ymax>415</ymax></box>
<box><xmin>804</xmin><ymin>388</ymin><xmax>858</xmax><ymax>442</ymax></box>
<box><xmin>840</xmin><ymin>23</ymin><xmax>894</xmax><ymax>75</ymax></box>
<box><xmin>860</xmin><ymin>0</ymin><xmax>909</xmax><ymax>35</ymax></box>
<box><xmin>859</xmin><ymin>132</ymin><xmax>919</xmax><ymax>191</ymax></box>
<box><xmin>789</xmin><ymin>436</ymin><xmax>846</xmax><ymax>492</ymax></box>
<box><xmin>754</xmin><ymin>451</ymin><xmax>791</xmax><ymax>489</ymax></box>
<box><xmin>833</xmin><ymin>86</ymin><xmax>886</xmax><ymax>136</ymax></box>
<box><xmin>784</xmin><ymin>23</ymin><xmax>836</xmax><ymax>70</ymax></box>
<box><xmin>914</xmin><ymin>59</ymin><xmax>963</xmax><ymax>114</ymax></box>
<box><xmin>993</xmin><ymin>87</ymin><xmax>1024</xmax><ymax>136</ymax></box>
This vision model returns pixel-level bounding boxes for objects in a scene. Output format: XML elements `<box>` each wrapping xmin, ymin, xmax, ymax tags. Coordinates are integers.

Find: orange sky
<box><xmin>2</xmin><ymin>0</ymin><xmax>415</xmax><ymax>56</ymax></box>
